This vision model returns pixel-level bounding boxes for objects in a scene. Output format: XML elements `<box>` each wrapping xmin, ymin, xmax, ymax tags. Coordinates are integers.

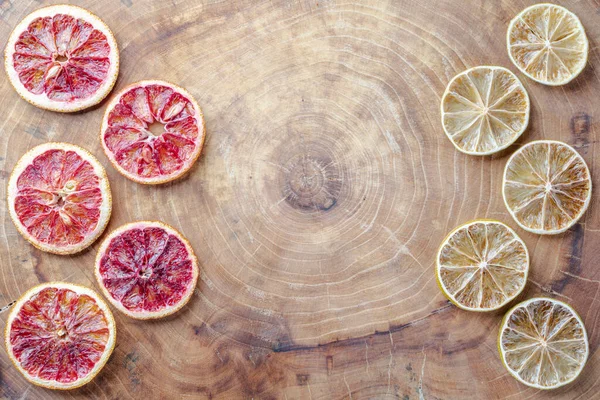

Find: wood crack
<box><xmin>273</xmin><ymin>303</ymin><xmax>453</xmax><ymax>352</ymax></box>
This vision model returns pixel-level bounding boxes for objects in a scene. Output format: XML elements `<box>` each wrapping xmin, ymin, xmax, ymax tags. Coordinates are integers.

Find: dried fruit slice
<box><xmin>436</xmin><ymin>220</ymin><xmax>529</xmax><ymax>311</ymax></box>
<box><xmin>4</xmin><ymin>5</ymin><xmax>119</xmax><ymax>112</ymax></box>
<box><xmin>100</xmin><ymin>80</ymin><xmax>206</xmax><ymax>184</ymax></box>
<box><xmin>499</xmin><ymin>298</ymin><xmax>589</xmax><ymax>389</ymax></box>
<box><xmin>7</xmin><ymin>142</ymin><xmax>112</xmax><ymax>254</ymax></box>
<box><xmin>507</xmin><ymin>4</ymin><xmax>588</xmax><ymax>86</ymax></box>
<box><xmin>5</xmin><ymin>282</ymin><xmax>116</xmax><ymax>390</ymax></box>
<box><xmin>503</xmin><ymin>140</ymin><xmax>591</xmax><ymax>234</ymax></box>
<box><xmin>441</xmin><ymin>66</ymin><xmax>530</xmax><ymax>155</ymax></box>
<box><xmin>95</xmin><ymin>221</ymin><xmax>199</xmax><ymax>319</ymax></box>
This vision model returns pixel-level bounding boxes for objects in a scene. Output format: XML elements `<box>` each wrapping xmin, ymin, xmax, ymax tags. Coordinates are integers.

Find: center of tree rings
<box><xmin>283</xmin><ymin>154</ymin><xmax>341</xmax><ymax>211</ymax></box>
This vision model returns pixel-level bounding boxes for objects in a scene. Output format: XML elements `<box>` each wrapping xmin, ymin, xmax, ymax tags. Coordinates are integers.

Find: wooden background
<box><xmin>0</xmin><ymin>0</ymin><xmax>599</xmax><ymax>398</ymax></box>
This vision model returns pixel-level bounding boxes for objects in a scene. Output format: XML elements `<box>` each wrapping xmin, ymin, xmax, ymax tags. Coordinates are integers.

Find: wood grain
<box><xmin>1</xmin><ymin>0</ymin><xmax>599</xmax><ymax>398</ymax></box>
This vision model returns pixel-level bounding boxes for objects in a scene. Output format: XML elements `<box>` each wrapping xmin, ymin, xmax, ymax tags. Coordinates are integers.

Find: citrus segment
<box><xmin>499</xmin><ymin>298</ymin><xmax>588</xmax><ymax>389</ymax></box>
<box><xmin>441</xmin><ymin>66</ymin><xmax>529</xmax><ymax>155</ymax></box>
<box><xmin>95</xmin><ymin>221</ymin><xmax>199</xmax><ymax>319</ymax></box>
<box><xmin>436</xmin><ymin>220</ymin><xmax>529</xmax><ymax>311</ymax></box>
<box><xmin>503</xmin><ymin>140</ymin><xmax>591</xmax><ymax>234</ymax></box>
<box><xmin>507</xmin><ymin>4</ymin><xmax>588</xmax><ymax>86</ymax></box>
<box><xmin>7</xmin><ymin>143</ymin><xmax>111</xmax><ymax>254</ymax></box>
<box><xmin>4</xmin><ymin>5</ymin><xmax>119</xmax><ymax>112</ymax></box>
<box><xmin>100</xmin><ymin>80</ymin><xmax>205</xmax><ymax>184</ymax></box>
<box><xmin>5</xmin><ymin>282</ymin><xmax>116</xmax><ymax>390</ymax></box>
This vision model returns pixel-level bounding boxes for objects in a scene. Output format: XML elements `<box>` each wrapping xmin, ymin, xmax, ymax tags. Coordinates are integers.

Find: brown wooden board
<box><xmin>1</xmin><ymin>0</ymin><xmax>599</xmax><ymax>398</ymax></box>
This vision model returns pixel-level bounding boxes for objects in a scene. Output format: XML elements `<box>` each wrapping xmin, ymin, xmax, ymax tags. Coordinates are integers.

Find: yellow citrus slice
<box><xmin>441</xmin><ymin>66</ymin><xmax>530</xmax><ymax>155</ymax></box>
<box><xmin>4</xmin><ymin>5</ymin><xmax>119</xmax><ymax>112</ymax></box>
<box><xmin>436</xmin><ymin>220</ymin><xmax>529</xmax><ymax>312</ymax></box>
<box><xmin>503</xmin><ymin>140</ymin><xmax>591</xmax><ymax>235</ymax></box>
<box><xmin>499</xmin><ymin>298</ymin><xmax>589</xmax><ymax>389</ymax></box>
<box><xmin>5</xmin><ymin>282</ymin><xmax>116</xmax><ymax>390</ymax></box>
<box><xmin>507</xmin><ymin>4</ymin><xmax>588</xmax><ymax>86</ymax></box>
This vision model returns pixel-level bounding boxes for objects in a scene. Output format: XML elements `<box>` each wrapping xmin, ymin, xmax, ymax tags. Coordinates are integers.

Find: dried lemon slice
<box><xmin>441</xmin><ymin>66</ymin><xmax>529</xmax><ymax>155</ymax></box>
<box><xmin>436</xmin><ymin>220</ymin><xmax>529</xmax><ymax>311</ymax></box>
<box><xmin>499</xmin><ymin>298</ymin><xmax>589</xmax><ymax>389</ymax></box>
<box><xmin>503</xmin><ymin>140</ymin><xmax>591</xmax><ymax>235</ymax></box>
<box><xmin>507</xmin><ymin>4</ymin><xmax>588</xmax><ymax>86</ymax></box>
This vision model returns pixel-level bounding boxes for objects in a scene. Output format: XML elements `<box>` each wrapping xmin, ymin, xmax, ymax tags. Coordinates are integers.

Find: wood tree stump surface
<box><xmin>0</xmin><ymin>0</ymin><xmax>599</xmax><ymax>398</ymax></box>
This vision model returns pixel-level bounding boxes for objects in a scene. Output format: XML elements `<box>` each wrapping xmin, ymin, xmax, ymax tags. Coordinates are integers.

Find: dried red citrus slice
<box><xmin>95</xmin><ymin>221</ymin><xmax>199</xmax><ymax>319</ymax></box>
<box><xmin>4</xmin><ymin>5</ymin><xmax>119</xmax><ymax>112</ymax></box>
<box><xmin>100</xmin><ymin>80</ymin><xmax>206</xmax><ymax>184</ymax></box>
<box><xmin>5</xmin><ymin>282</ymin><xmax>116</xmax><ymax>390</ymax></box>
<box><xmin>441</xmin><ymin>66</ymin><xmax>530</xmax><ymax>155</ymax></box>
<box><xmin>7</xmin><ymin>142</ymin><xmax>112</xmax><ymax>254</ymax></box>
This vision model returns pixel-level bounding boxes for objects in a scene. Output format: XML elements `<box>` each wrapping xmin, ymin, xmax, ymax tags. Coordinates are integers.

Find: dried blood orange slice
<box><xmin>100</xmin><ymin>80</ymin><xmax>206</xmax><ymax>184</ymax></box>
<box><xmin>5</xmin><ymin>282</ymin><xmax>116</xmax><ymax>390</ymax></box>
<box><xmin>4</xmin><ymin>5</ymin><xmax>119</xmax><ymax>112</ymax></box>
<box><xmin>7</xmin><ymin>142</ymin><xmax>112</xmax><ymax>254</ymax></box>
<box><xmin>95</xmin><ymin>221</ymin><xmax>199</xmax><ymax>319</ymax></box>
